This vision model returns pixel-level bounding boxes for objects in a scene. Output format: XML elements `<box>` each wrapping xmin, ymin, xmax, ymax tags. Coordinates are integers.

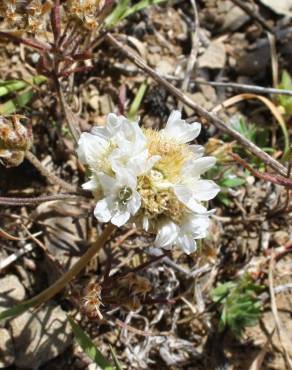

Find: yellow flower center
<box><xmin>136</xmin><ymin>128</ymin><xmax>192</xmax><ymax>225</ymax></box>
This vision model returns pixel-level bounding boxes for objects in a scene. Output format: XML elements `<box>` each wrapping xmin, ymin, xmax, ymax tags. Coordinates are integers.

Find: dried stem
<box><xmin>0</xmin><ymin>223</ymin><xmax>116</xmax><ymax>321</ymax></box>
<box><xmin>194</xmin><ymin>80</ymin><xmax>292</xmax><ymax>97</ymax></box>
<box><xmin>106</xmin><ymin>34</ymin><xmax>288</xmax><ymax>177</ymax></box>
<box><xmin>231</xmin><ymin>153</ymin><xmax>292</xmax><ymax>188</ymax></box>
<box><xmin>0</xmin><ymin>194</ymin><xmax>80</xmax><ymax>206</ymax></box>
<box><xmin>55</xmin><ymin>78</ymin><xmax>81</xmax><ymax>144</ymax></box>
<box><xmin>25</xmin><ymin>151</ymin><xmax>78</xmax><ymax>193</ymax></box>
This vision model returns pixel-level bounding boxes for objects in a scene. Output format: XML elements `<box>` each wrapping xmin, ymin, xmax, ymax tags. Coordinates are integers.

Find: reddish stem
<box><xmin>231</xmin><ymin>153</ymin><xmax>292</xmax><ymax>188</ymax></box>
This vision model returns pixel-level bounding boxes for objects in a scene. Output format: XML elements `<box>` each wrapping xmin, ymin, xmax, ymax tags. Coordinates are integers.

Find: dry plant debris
<box><xmin>0</xmin><ymin>1</ymin><xmax>291</xmax><ymax>369</ymax></box>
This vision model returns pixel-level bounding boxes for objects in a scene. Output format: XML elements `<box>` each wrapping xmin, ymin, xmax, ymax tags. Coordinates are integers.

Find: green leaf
<box><xmin>123</xmin><ymin>0</ymin><xmax>168</xmax><ymax>19</ymax></box>
<box><xmin>0</xmin><ymin>90</ymin><xmax>34</xmax><ymax>114</ymax></box>
<box><xmin>0</xmin><ymin>80</ymin><xmax>28</xmax><ymax>97</ymax></box>
<box><xmin>105</xmin><ymin>0</ymin><xmax>130</xmax><ymax>28</ymax></box>
<box><xmin>0</xmin><ymin>75</ymin><xmax>47</xmax><ymax>114</ymax></box>
<box><xmin>127</xmin><ymin>80</ymin><xmax>148</xmax><ymax>120</ymax></box>
<box><xmin>68</xmin><ymin>316</ymin><xmax>114</xmax><ymax>370</ymax></box>
<box><xmin>0</xmin><ymin>301</ymin><xmax>35</xmax><ymax>322</ymax></box>
<box><xmin>105</xmin><ymin>0</ymin><xmax>168</xmax><ymax>28</ymax></box>
<box><xmin>211</xmin><ymin>274</ymin><xmax>263</xmax><ymax>337</ymax></box>
<box><xmin>110</xmin><ymin>345</ymin><xmax>124</xmax><ymax>370</ymax></box>
<box><xmin>219</xmin><ymin>176</ymin><xmax>245</xmax><ymax>188</ymax></box>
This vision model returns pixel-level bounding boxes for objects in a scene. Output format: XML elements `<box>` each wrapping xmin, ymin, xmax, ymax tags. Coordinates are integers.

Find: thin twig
<box><xmin>25</xmin><ymin>151</ymin><xmax>78</xmax><ymax>193</ymax></box>
<box><xmin>0</xmin><ymin>194</ymin><xmax>80</xmax><ymax>206</ymax></box>
<box><xmin>106</xmin><ymin>34</ymin><xmax>288</xmax><ymax>177</ymax></box>
<box><xmin>0</xmin><ymin>243</ymin><xmax>35</xmax><ymax>271</ymax></box>
<box><xmin>231</xmin><ymin>153</ymin><xmax>292</xmax><ymax>188</ymax></box>
<box><xmin>111</xmin><ymin>63</ymin><xmax>292</xmax><ymax>96</ymax></box>
<box><xmin>230</xmin><ymin>0</ymin><xmax>274</xmax><ymax>34</ymax></box>
<box><xmin>194</xmin><ymin>80</ymin><xmax>292</xmax><ymax>97</ymax></box>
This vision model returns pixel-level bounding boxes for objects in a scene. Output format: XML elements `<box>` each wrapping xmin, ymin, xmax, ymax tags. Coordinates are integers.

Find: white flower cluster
<box><xmin>78</xmin><ymin>111</ymin><xmax>220</xmax><ymax>254</ymax></box>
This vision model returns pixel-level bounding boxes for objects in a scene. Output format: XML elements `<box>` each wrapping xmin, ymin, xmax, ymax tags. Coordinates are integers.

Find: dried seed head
<box><xmin>0</xmin><ymin>115</ymin><xmax>33</xmax><ymax>167</ymax></box>
<box><xmin>81</xmin><ymin>281</ymin><xmax>103</xmax><ymax>320</ymax></box>
<box><xmin>205</xmin><ymin>138</ymin><xmax>234</xmax><ymax>163</ymax></box>
<box><xmin>105</xmin><ymin>273</ymin><xmax>152</xmax><ymax>312</ymax></box>
<box><xmin>66</xmin><ymin>0</ymin><xmax>106</xmax><ymax>30</ymax></box>
<box><xmin>0</xmin><ymin>0</ymin><xmax>52</xmax><ymax>34</ymax></box>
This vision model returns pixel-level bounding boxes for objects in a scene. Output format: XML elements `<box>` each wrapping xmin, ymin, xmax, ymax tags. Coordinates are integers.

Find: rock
<box><xmin>184</xmin><ymin>92</ymin><xmax>213</xmax><ymax>116</ymax></box>
<box><xmin>199</xmin><ymin>41</ymin><xmax>226</xmax><ymax>69</ymax></box>
<box><xmin>10</xmin><ymin>301</ymin><xmax>72</xmax><ymax>369</ymax></box>
<box><xmin>35</xmin><ymin>202</ymin><xmax>88</xmax><ymax>279</ymax></box>
<box><xmin>221</xmin><ymin>3</ymin><xmax>250</xmax><ymax>31</ymax></box>
<box><xmin>259</xmin><ymin>0</ymin><xmax>292</xmax><ymax>17</ymax></box>
<box><xmin>156</xmin><ymin>60</ymin><xmax>175</xmax><ymax>75</ymax></box>
<box><xmin>0</xmin><ymin>328</ymin><xmax>15</xmax><ymax>368</ymax></box>
<box><xmin>0</xmin><ymin>275</ymin><xmax>26</xmax><ymax>317</ymax></box>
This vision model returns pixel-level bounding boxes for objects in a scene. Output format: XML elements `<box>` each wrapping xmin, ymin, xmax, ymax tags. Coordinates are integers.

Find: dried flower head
<box><xmin>81</xmin><ymin>281</ymin><xmax>103</xmax><ymax>320</ymax></box>
<box><xmin>103</xmin><ymin>273</ymin><xmax>152</xmax><ymax>312</ymax></box>
<box><xmin>65</xmin><ymin>0</ymin><xmax>107</xmax><ymax>30</ymax></box>
<box><xmin>0</xmin><ymin>0</ymin><xmax>52</xmax><ymax>34</ymax></box>
<box><xmin>0</xmin><ymin>115</ymin><xmax>33</xmax><ymax>167</ymax></box>
<box><xmin>77</xmin><ymin>111</ymin><xmax>220</xmax><ymax>254</ymax></box>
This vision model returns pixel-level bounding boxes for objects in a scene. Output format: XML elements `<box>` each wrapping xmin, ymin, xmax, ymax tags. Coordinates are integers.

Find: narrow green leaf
<box><xmin>0</xmin><ymin>80</ymin><xmax>27</xmax><ymax>97</ymax></box>
<box><xmin>0</xmin><ymin>89</ymin><xmax>34</xmax><ymax>114</ymax></box>
<box><xmin>0</xmin><ymin>300</ymin><xmax>36</xmax><ymax>321</ymax></box>
<box><xmin>109</xmin><ymin>345</ymin><xmax>124</xmax><ymax>370</ymax></box>
<box><xmin>123</xmin><ymin>0</ymin><xmax>168</xmax><ymax>19</ymax></box>
<box><xmin>105</xmin><ymin>0</ymin><xmax>168</xmax><ymax>28</ymax></box>
<box><xmin>128</xmin><ymin>80</ymin><xmax>148</xmax><ymax>120</ymax></box>
<box><xmin>68</xmin><ymin>316</ymin><xmax>114</xmax><ymax>370</ymax></box>
<box><xmin>105</xmin><ymin>0</ymin><xmax>130</xmax><ymax>28</ymax></box>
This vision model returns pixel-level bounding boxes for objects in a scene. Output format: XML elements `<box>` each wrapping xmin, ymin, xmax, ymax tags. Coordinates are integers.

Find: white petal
<box><xmin>77</xmin><ymin>132</ymin><xmax>107</xmax><ymax>167</ymax></box>
<box><xmin>192</xmin><ymin>180</ymin><xmax>220</xmax><ymax>201</ymax></box>
<box><xmin>176</xmin><ymin>235</ymin><xmax>197</xmax><ymax>254</ymax></box>
<box><xmin>182</xmin><ymin>157</ymin><xmax>216</xmax><ymax>178</ymax></box>
<box><xmin>94</xmin><ymin>198</ymin><xmax>111</xmax><ymax>223</ymax></box>
<box><xmin>154</xmin><ymin>221</ymin><xmax>180</xmax><ymax>249</ymax></box>
<box><xmin>143</xmin><ymin>216</ymin><xmax>149</xmax><ymax>231</ymax></box>
<box><xmin>127</xmin><ymin>190</ymin><xmax>141</xmax><ymax>215</ymax></box>
<box><xmin>116</xmin><ymin>169</ymin><xmax>137</xmax><ymax>189</ymax></box>
<box><xmin>186</xmin><ymin>214</ymin><xmax>210</xmax><ymax>238</ymax></box>
<box><xmin>91</xmin><ymin>126</ymin><xmax>110</xmax><ymax>140</ymax></box>
<box><xmin>111</xmin><ymin>209</ymin><xmax>130</xmax><ymax>227</ymax></box>
<box><xmin>189</xmin><ymin>145</ymin><xmax>204</xmax><ymax>159</ymax></box>
<box><xmin>91</xmin><ymin>113</ymin><xmax>123</xmax><ymax>139</ymax></box>
<box><xmin>164</xmin><ymin>111</ymin><xmax>201</xmax><ymax>143</ymax></box>
<box><xmin>107</xmin><ymin>113</ymin><xmax>122</xmax><ymax>133</ymax></box>
<box><xmin>98</xmin><ymin>173</ymin><xmax>117</xmax><ymax>195</ymax></box>
<box><xmin>82</xmin><ymin>177</ymin><xmax>98</xmax><ymax>191</ymax></box>
<box><xmin>174</xmin><ymin>185</ymin><xmax>207</xmax><ymax>213</ymax></box>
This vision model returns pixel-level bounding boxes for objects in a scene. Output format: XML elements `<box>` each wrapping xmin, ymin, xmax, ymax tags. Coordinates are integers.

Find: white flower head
<box><xmin>77</xmin><ymin>111</ymin><xmax>219</xmax><ymax>253</ymax></box>
<box><xmin>94</xmin><ymin>170</ymin><xmax>141</xmax><ymax>227</ymax></box>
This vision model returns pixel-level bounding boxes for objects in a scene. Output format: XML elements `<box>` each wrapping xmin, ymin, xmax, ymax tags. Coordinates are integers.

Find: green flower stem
<box><xmin>0</xmin><ymin>223</ymin><xmax>116</xmax><ymax>321</ymax></box>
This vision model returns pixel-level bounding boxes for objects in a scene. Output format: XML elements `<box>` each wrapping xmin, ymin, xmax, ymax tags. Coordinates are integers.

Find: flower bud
<box><xmin>0</xmin><ymin>115</ymin><xmax>33</xmax><ymax>167</ymax></box>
